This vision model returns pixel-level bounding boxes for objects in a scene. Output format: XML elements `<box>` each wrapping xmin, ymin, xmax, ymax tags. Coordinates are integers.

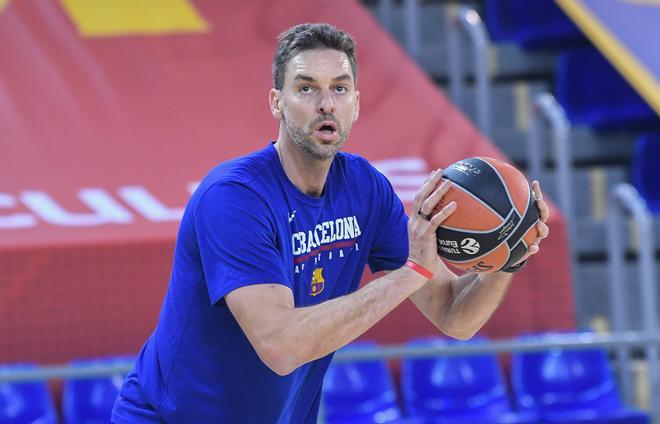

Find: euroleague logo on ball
<box><xmin>460</xmin><ymin>238</ymin><xmax>480</xmax><ymax>255</ymax></box>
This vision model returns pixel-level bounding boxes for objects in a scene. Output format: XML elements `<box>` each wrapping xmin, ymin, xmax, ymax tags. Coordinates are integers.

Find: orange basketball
<box><xmin>433</xmin><ymin>157</ymin><xmax>540</xmax><ymax>273</ymax></box>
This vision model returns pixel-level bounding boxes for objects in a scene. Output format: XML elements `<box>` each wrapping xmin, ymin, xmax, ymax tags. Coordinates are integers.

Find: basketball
<box><xmin>433</xmin><ymin>157</ymin><xmax>540</xmax><ymax>273</ymax></box>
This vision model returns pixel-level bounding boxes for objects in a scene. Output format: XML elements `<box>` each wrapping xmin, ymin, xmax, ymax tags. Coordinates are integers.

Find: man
<box><xmin>112</xmin><ymin>23</ymin><xmax>549</xmax><ymax>423</ymax></box>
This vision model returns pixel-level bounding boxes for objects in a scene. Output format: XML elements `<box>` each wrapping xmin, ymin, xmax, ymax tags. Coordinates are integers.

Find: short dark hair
<box><xmin>272</xmin><ymin>23</ymin><xmax>358</xmax><ymax>90</ymax></box>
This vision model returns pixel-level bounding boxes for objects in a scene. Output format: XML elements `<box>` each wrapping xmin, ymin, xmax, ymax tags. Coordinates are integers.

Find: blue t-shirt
<box><xmin>112</xmin><ymin>143</ymin><xmax>408</xmax><ymax>423</ymax></box>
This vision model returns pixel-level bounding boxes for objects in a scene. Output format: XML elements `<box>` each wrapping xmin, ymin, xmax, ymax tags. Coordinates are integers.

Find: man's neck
<box><xmin>274</xmin><ymin>139</ymin><xmax>332</xmax><ymax>198</ymax></box>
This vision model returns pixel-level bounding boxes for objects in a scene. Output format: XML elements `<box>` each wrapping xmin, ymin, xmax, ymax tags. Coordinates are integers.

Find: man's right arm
<box><xmin>225</xmin><ymin>169</ymin><xmax>453</xmax><ymax>376</ymax></box>
<box><xmin>225</xmin><ymin>266</ymin><xmax>426</xmax><ymax>376</ymax></box>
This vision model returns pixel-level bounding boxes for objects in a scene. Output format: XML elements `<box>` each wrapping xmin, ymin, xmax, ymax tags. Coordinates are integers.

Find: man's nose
<box><xmin>317</xmin><ymin>90</ymin><xmax>335</xmax><ymax>114</ymax></box>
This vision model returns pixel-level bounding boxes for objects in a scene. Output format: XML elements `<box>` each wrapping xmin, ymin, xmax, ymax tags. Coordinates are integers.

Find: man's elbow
<box><xmin>439</xmin><ymin>322</ymin><xmax>480</xmax><ymax>341</ymax></box>
<box><xmin>446</xmin><ymin>329</ymin><xmax>477</xmax><ymax>341</ymax></box>
<box><xmin>254</xmin><ymin>339</ymin><xmax>299</xmax><ymax>376</ymax></box>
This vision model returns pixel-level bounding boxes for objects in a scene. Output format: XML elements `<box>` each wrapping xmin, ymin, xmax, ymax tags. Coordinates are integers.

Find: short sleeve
<box><xmin>367</xmin><ymin>166</ymin><xmax>409</xmax><ymax>273</ymax></box>
<box><xmin>194</xmin><ymin>182</ymin><xmax>290</xmax><ymax>305</ymax></box>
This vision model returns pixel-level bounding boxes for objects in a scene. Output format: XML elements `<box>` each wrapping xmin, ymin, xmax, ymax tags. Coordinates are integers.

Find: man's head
<box><xmin>269</xmin><ymin>23</ymin><xmax>360</xmax><ymax>161</ymax></box>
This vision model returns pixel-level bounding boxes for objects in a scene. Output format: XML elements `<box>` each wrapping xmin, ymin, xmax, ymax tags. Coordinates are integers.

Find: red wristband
<box><xmin>405</xmin><ymin>260</ymin><xmax>434</xmax><ymax>279</ymax></box>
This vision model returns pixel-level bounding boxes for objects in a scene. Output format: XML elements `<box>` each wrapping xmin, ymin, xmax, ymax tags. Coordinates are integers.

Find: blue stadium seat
<box><xmin>633</xmin><ymin>133</ymin><xmax>660</xmax><ymax>214</ymax></box>
<box><xmin>511</xmin><ymin>333</ymin><xmax>649</xmax><ymax>423</ymax></box>
<box><xmin>62</xmin><ymin>355</ymin><xmax>133</xmax><ymax>424</ymax></box>
<box><xmin>323</xmin><ymin>342</ymin><xmax>402</xmax><ymax>424</ymax></box>
<box><xmin>556</xmin><ymin>47</ymin><xmax>658</xmax><ymax>129</ymax></box>
<box><xmin>400</xmin><ymin>338</ymin><xmax>539</xmax><ymax>424</ymax></box>
<box><xmin>0</xmin><ymin>363</ymin><xmax>57</xmax><ymax>424</ymax></box>
<box><xmin>485</xmin><ymin>0</ymin><xmax>586</xmax><ymax>48</ymax></box>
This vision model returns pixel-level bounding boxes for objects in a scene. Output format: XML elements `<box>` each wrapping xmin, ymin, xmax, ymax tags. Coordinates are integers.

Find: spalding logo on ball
<box><xmin>433</xmin><ymin>157</ymin><xmax>540</xmax><ymax>273</ymax></box>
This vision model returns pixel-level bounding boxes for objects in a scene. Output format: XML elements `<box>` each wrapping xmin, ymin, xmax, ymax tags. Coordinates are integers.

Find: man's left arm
<box><xmin>409</xmin><ymin>180</ymin><xmax>550</xmax><ymax>339</ymax></box>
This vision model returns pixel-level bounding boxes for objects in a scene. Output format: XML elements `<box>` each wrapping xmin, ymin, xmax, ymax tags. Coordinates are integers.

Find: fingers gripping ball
<box><xmin>433</xmin><ymin>157</ymin><xmax>540</xmax><ymax>273</ymax></box>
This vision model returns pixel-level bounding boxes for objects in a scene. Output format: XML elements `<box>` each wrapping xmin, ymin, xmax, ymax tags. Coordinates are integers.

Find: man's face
<box><xmin>274</xmin><ymin>49</ymin><xmax>360</xmax><ymax>161</ymax></box>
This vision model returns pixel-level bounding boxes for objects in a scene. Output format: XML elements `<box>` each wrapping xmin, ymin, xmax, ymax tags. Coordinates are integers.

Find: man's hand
<box><xmin>407</xmin><ymin>169</ymin><xmax>457</xmax><ymax>272</ymax></box>
<box><xmin>512</xmin><ymin>180</ymin><xmax>550</xmax><ymax>265</ymax></box>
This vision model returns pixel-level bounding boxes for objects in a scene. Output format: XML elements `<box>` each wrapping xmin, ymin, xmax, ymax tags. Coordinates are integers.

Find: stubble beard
<box><xmin>285</xmin><ymin>118</ymin><xmax>351</xmax><ymax>161</ymax></box>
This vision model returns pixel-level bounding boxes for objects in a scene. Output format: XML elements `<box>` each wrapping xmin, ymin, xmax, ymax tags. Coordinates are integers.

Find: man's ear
<box><xmin>353</xmin><ymin>90</ymin><xmax>360</xmax><ymax>122</ymax></box>
<box><xmin>269</xmin><ymin>89</ymin><xmax>283</xmax><ymax>120</ymax></box>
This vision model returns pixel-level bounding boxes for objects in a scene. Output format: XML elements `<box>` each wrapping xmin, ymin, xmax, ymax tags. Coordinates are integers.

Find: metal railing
<box><xmin>4</xmin><ymin>332</ymin><xmax>657</xmax><ymax>419</ymax></box>
<box><xmin>1</xmin><ymin>331</ymin><xmax>658</xmax><ymax>380</ymax></box>
<box><xmin>526</xmin><ymin>93</ymin><xmax>573</xmax><ymax>225</ymax></box>
<box><xmin>0</xmin><ymin>362</ymin><xmax>132</xmax><ymax>384</ymax></box>
<box><xmin>0</xmin><ymin>331</ymin><xmax>660</xmax><ymax>422</ymax></box>
<box><xmin>447</xmin><ymin>6</ymin><xmax>491</xmax><ymax>137</ymax></box>
<box><xmin>525</xmin><ymin>92</ymin><xmax>580</xmax><ymax>314</ymax></box>
<box><xmin>403</xmin><ymin>0</ymin><xmax>421</xmax><ymax>60</ymax></box>
<box><xmin>606</xmin><ymin>183</ymin><xmax>659</xmax><ymax>415</ymax></box>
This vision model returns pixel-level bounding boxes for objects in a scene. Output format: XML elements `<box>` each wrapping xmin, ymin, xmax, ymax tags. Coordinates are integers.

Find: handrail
<box><xmin>0</xmin><ymin>363</ymin><xmax>132</xmax><ymax>384</ymax></box>
<box><xmin>606</xmin><ymin>183</ymin><xmax>658</xmax><ymax>411</ymax></box>
<box><xmin>526</xmin><ymin>92</ymin><xmax>579</xmax><ymax>312</ymax></box>
<box><xmin>447</xmin><ymin>6</ymin><xmax>491</xmax><ymax>136</ymax></box>
<box><xmin>403</xmin><ymin>0</ymin><xmax>420</xmax><ymax>60</ymax></box>
<box><xmin>2</xmin><ymin>331</ymin><xmax>660</xmax><ymax>383</ymax></box>
<box><xmin>335</xmin><ymin>330</ymin><xmax>660</xmax><ymax>361</ymax></box>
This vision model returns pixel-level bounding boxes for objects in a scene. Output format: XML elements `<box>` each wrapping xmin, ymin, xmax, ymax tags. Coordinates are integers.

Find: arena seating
<box><xmin>633</xmin><ymin>133</ymin><xmax>660</xmax><ymax>214</ymax></box>
<box><xmin>1</xmin><ymin>336</ymin><xmax>651</xmax><ymax>422</ymax></box>
<box><xmin>484</xmin><ymin>0</ymin><xmax>586</xmax><ymax>48</ymax></box>
<box><xmin>323</xmin><ymin>343</ymin><xmax>403</xmax><ymax>424</ymax></box>
<box><xmin>400</xmin><ymin>338</ymin><xmax>539</xmax><ymax>423</ymax></box>
<box><xmin>446</xmin><ymin>0</ymin><xmax>659</xmax><ymax>331</ymax></box>
<box><xmin>511</xmin><ymin>334</ymin><xmax>650</xmax><ymax>423</ymax></box>
<box><xmin>62</xmin><ymin>356</ymin><xmax>132</xmax><ymax>424</ymax></box>
<box><xmin>556</xmin><ymin>47</ymin><xmax>658</xmax><ymax>129</ymax></box>
<box><xmin>483</xmin><ymin>2</ymin><xmax>658</xmax><ymax>132</ymax></box>
<box><xmin>0</xmin><ymin>363</ymin><xmax>57</xmax><ymax>424</ymax></box>
<box><xmin>320</xmin><ymin>336</ymin><xmax>650</xmax><ymax>423</ymax></box>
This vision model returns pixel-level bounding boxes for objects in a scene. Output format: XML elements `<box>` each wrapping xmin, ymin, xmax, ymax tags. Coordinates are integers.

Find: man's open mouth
<box><xmin>316</xmin><ymin>121</ymin><xmax>337</xmax><ymax>135</ymax></box>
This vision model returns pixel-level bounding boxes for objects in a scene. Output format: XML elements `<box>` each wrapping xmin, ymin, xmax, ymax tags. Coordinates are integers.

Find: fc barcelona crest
<box><xmin>310</xmin><ymin>268</ymin><xmax>325</xmax><ymax>296</ymax></box>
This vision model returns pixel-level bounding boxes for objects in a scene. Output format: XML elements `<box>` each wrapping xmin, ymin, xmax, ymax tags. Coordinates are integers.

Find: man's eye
<box><xmin>336</xmin><ymin>86</ymin><xmax>347</xmax><ymax>93</ymax></box>
<box><xmin>300</xmin><ymin>86</ymin><xmax>312</xmax><ymax>93</ymax></box>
